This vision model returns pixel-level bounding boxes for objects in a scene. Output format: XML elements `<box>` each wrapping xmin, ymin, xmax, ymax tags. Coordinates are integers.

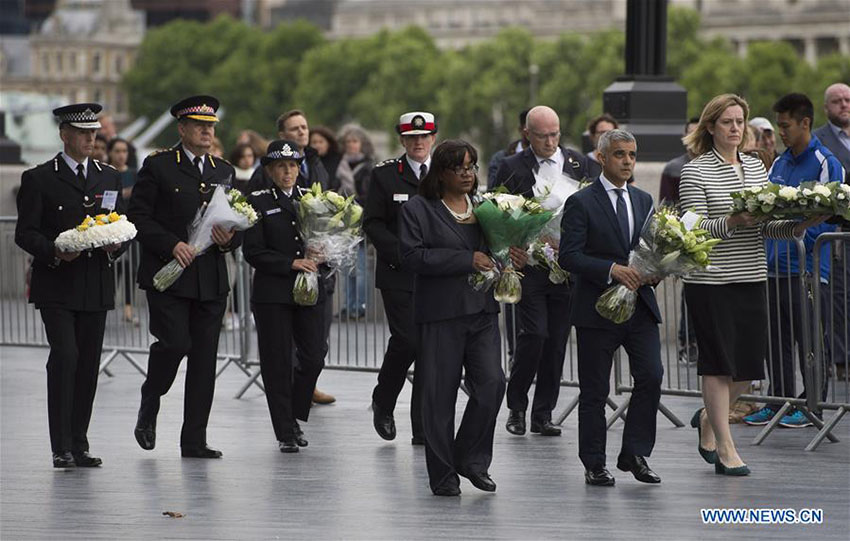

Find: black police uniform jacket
<box><xmin>15</xmin><ymin>155</ymin><xmax>124</xmax><ymax>311</ymax></box>
<box><xmin>363</xmin><ymin>155</ymin><xmax>421</xmax><ymax>292</ymax></box>
<box><xmin>242</xmin><ymin>186</ymin><xmax>326</xmax><ymax>305</ymax></box>
<box><xmin>127</xmin><ymin>145</ymin><xmax>240</xmax><ymax>301</ymax></box>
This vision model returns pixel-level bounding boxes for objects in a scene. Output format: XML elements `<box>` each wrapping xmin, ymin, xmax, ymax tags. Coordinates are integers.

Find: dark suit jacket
<box><xmin>813</xmin><ymin>124</ymin><xmax>850</xmax><ymax>181</ymax></box>
<box><xmin>243</xmin><ymin>186</ymin><xmax>325</xmax><ymax>305</ymax></box>
<box><xmin>493</xmin><ymin>145</ymin><xmax>591</xmax><ymax>197</ymax></box>
<box><xmin>16</xmin><ymin>154</ymin><xmax>125</xmax><ymax>311</ymax></box>
<box><xmin>127</xmin><ymin>145</ymin><xmax>241</xmax><ymax>301</ymax></box>
<box><xmin>363</xmin><ymin>155</ymin><xmax>421</xmax><ymax>291</ymax></box>
<box><xmin>492</xmin><ymin>145</ymin><xmax>589</xmax><ymax>289</ymax></box>
<box><xmin>558</xmin><ymin>178</ymin><xmax>661</xmax><ymax>329</ymax></box>
<box><xmin>399</xmin><ymin>195</ymin><xmax>499</xmax><ymax>324</ymax></box>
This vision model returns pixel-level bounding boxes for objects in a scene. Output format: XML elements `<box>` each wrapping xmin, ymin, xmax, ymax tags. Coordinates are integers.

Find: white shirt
<box><xmin>532</xmin><ymin>148</ymin><xmax>565</xmax><ymax>195</ymax></box>
<box><xmin>61</xmin><ymin>152</ymin><xmax>89</xmax><ymax>178</ymax></box>
<box><xmin>182</xmin><ymin>146</ymin><xmax>205</xmax><ymax>175</ymax></box>
<box><xmin>406</xmin><ymin>155</ymin><xmax>432</xmax><ymax>179</ymax></box>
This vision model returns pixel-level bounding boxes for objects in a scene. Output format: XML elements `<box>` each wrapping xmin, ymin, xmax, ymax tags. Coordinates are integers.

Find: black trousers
<box><xmin>254</xmin><ymin>301</ymin><xmax>327</xmax><ymax>440</ymax></box>
<box><xmin>418</xmin><ymin>313</ymin><xmax>505</xmax><ymax>491</ymax></box>
<box><xmin>39</xmin><ymin>308</ymin><xmax>107</xmax><ymax>454</ymax></box>
<box><xmin>766</xmin><ymin>277</ymin><xmax>829</xmax><ymax>407</ymax></box>
<box><xmin>827</xmin><ymin>243</ymin><xmax>848</xmax><ymax>367</ymax></box>
<box><xmin>372</xmin><ymin>288</ymin><xmax>422</xmax><ymax>436</ymax></box>
<box><xmin>140</xmin><ymin>290</ymin><xmax>226</xmax><ymax>447</ymax></box>
<box><xmin>506</xmin><ymin>276</ymin><xmax>571</xmax><ymax>422</ymax></box>
<box><xmin>576</xmin><ymin>302</ymin><xmax>663</xmax><ymax>470</ymax></box>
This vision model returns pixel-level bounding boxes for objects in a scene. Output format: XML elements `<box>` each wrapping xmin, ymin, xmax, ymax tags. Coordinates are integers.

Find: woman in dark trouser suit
<box><xmin>399</xmin><ymin>140</ymin><xmax>526</xmax><ymax>496</ymax></box>
<box><xmin>243</xmin><ymin>140</ymin><xmax>328</xmax><ymax>453</ymax></box>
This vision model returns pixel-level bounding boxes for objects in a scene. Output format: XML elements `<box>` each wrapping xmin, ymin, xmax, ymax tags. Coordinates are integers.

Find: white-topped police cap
<box><xmin>397</xmin><ymin>111</ymin><xmax>437</xmax><ymax>136</ymax></box>
<box><xmin>53</xmin><ymin>103</ymin><xmax>102</xmax><ymax>129</ymax></box>
<box><xmin>260</xmin><ymin>139</ymin><xmax>305</xmax><ymax>166</ymax></box>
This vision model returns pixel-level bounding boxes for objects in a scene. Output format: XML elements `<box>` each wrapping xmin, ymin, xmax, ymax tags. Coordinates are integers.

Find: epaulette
<box><xmin>93</xmin><ymin>159</ymin><xmax>117</xmax><ymax>171</ymax></box>
<box><xmin>147</xmin><ymin>148</ymin><xmax>170</xmax><ymax>158</ymax></box>
<box><xmin>375</xmin><ymin>158</ymin><xmax>398</xmax><ymax>168</ymax></box>
<box><xmin>251</xmin><ymin>189</ymin><xmax>271</xmax><ymax>197</ymax></box>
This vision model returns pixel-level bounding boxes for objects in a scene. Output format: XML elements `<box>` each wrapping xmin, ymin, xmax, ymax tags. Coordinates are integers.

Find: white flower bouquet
<box><xmin>293</xmin><ymin>183</ymin><xmax>363</xmax><ymax>306</ymax></box>
<box><xmin>730</xmin><ymin>181</ymin><xmax>850</xmax><ymax>220</ymax></box>
<box><xmin>153</xmin><ymin>187</ymin><xmax>259</xmax><ymax>292</ymax></box>
<box><xmin>468</xmin><ymin>191</ymin><xmax>552</xmax><ymax>304</ymax></box>
<box><xmin>595</xmin><ymin>208</ymin><xmax>721</xmax><ymax>324</ymax></box>
<box><xmin>54</xmin><ymin>212</ymin><xmax>137</xmax><ymax>252</ymax></box>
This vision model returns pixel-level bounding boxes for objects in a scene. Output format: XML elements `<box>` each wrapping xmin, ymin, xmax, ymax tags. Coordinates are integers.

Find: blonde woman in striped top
<box><xmin>679</xmin><ymin>94</ymin><xmax>826</xmax><ymax>476</ymax></box>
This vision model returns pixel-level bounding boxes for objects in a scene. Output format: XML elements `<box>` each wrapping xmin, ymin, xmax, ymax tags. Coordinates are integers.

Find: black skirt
<box><xmin>683</xmin><ymin>282</ymin><xmax>767</xmax><ymax>381</ymax></box>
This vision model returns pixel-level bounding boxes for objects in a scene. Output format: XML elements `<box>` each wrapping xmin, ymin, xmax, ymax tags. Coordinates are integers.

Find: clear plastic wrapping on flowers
<box><xmin>293</xmin><ymin>270</ymin><xmax>319</xmax><ymax>306</ymax></box>
<box><xmin>153</xmin><ymin>187</ymin><xmax>259</xmax><ymax>292</ymax></box>
<box><xmin>468</xmin><ymin>265</ymin><xmax>500</xmax><ymax>292</ymax></box>
<box><xmin>296</xmin><ymin>183</ymin><xmax>364</xmax><ymax>271</ymax></box>
<box><xmin>595</xmin><ymin>208</ymin><xmax>721</xmax><ymax>324</ymax></box>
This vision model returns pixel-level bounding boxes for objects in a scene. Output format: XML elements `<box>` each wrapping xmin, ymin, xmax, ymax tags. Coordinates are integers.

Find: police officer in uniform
<box><xmin>15</xmin><ymin>103</ymin><xmax>125</xmax><ymax>467</ymax></box>
<box><xmin>493</xmin><ymin>105</ymin><xmax>591</xmax><ymax>437</ymax></box>
<box><xmin>364</xmin><ymin>111</ymin><xmax>436</xmax><ymax>444</ymax></box>
<box><xmin>243</xmin><ymin>140</ymin><xmax>328</xmax><ymax>453</ymax></box>
<box><xmin>128</xmin><ymin>95</ymin><xmax>239</xmax><ymax>458</ymax></box>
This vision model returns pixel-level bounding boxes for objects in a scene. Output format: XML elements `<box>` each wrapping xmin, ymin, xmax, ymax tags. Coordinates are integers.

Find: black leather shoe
<box><xmin>432</xmin><ymin>485</ymin><xmax>461</xmax><ymax>497</ymax></box>
<box><xmin>372</xmin><ymin>401</ymin><xmax>396</xmax><ymax>441</ymax></box>
<box><xmin>584</xmin><ymin>467</ymin><xmax>615</xmax><ymax>486</ymax></box>
<box><xmin>293</xmin><ymin>421</ymin><xmax>308</xmax><ymax>447</ymax></box>
<box><xmin>459</xmin><ymin>470</ymin><xmax>497</xmax><ymax>492</ymax></box>
<box><xmin>506</xmin><ymin>410</ymin><xmax>526</xmax><ymax>435</ymax></box>
<box><xmin>530</xmin><ymin>419</ymin><xmax>562</xmax><ymax>436</ymax></box>
<box><xmin>278</xmin><ymin>439</ymin><xmax>299</xmax><ymax>454</ymax></box>
<box><xmin>52</xmin><ymin>451</ymin><xmax>75</xmax><ymax>468</ymax></box>
<box><xmin>181</xmin><ymin>445</ymin><xmax>223</xmax><ymax>459</ymax></box>
<box><xmin>134</xmin><ymin>419</ymin><xmax>156</xmax><ymax>451</ymax></box>
<box><xmin>616</xmin><ymin>454</ymin><xmax>661</xmax><ymax>484</ymax></box>
<box><xmin>72</xmin><ymin>451</ymin><xmax>102</xmax><ymax>467</ymax></box>
<box><xmin>411</xmin><ymin>434</ymin><xmax>425</xmax><ymax>445</ymax></box>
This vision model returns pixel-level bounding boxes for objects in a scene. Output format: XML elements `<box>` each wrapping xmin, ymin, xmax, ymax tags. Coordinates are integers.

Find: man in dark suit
<box><xmin>128</xmin><ymin>95</ymin><xmax>240</xmax><ymax>459</ymax></box>
<box><xmin>813</xmin><ymin>83</ymin><xmax>850</xmax><ymax>379</ymax></box>
<box><xmin>486</xmin><ymin>109</ymin><xmax>529</xmax><ymax>189</ymax></box>
<box><xmin>493</xmin><ymin>105</ymin><xmax>590</xmax><ymax>438</ymax></box>
<box><xmin>15</xmin><ymin>103</ymin><xmax>125</xmax><ymax>468</ymax></box>
<box><xmin>559</xmin><ymin>129</ymin><xmax>663</xmax><ymax>486</ymax></box>
<box><xmin>364</xmin><ymin>111</ymin><xmax>437</xmax><ymax>444</ymax></box>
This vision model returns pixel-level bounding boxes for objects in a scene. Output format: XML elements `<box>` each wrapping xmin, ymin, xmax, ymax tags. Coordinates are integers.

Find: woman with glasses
<box><xmin>399</xmin><ymin>139</ymin><xmax>526</xmax><ymax>496</ymax></box>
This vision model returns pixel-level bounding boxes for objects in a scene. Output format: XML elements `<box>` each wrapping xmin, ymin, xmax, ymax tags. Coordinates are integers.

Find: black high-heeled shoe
<box><xmin>715</xmin><ymin>460</ymin><xmax>750</xmax><ymax>476</ymax></box>
<box><xmin>690</xmin><ymin>408</ymin><xmax>718</xmax><ymax>464</ymax></box>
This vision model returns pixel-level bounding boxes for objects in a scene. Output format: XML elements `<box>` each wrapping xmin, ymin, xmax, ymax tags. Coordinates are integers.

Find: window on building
<box><xmin>115</xmin><ymin>55</ymin><xmax>123</xmax><ymax>75</ymax></box>
<box><xmin>56</xmin><ymin>52</ymin><xmax>62</xmax><ymax>73</ymax></box>
<box><xmin>41</xmin><ymin>52</ymin><xmax>49</xmax><ymax>74</ymax></box>
<box><xmin>92</xmin><ymin>52</ymin><xmax>101</xmax><ymax>74</ymax></box>
<box><xmin>69</xmin><ymin>52</ymin><xmax>77</xmax><ymax>74</ymax></box>
<box><xmin>94</xmin><ymin>88</ymin><xmax>103</xmax><ymax>103</ymax></box>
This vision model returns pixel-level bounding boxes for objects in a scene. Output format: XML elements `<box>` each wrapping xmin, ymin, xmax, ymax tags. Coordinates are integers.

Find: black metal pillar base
<box><xmin>603</xmin><ymin>77</ymin><xmax>687</xmax><ymax>162</ymax></box>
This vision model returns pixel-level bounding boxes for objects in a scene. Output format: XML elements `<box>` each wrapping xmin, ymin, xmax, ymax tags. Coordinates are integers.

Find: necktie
<box><xmin>193</xmin><ymin>156</ymin><xmax>202</xmax><ymax>175</ymax></box>
<box><xmin>300</xmin><ymin>160</ymin><xmax>308</xmax><ymax>178</ymax></box>
<box><xmin>76</xmin><ymin>163</ymin><xmax>86</xmax><ymax>186</ymax></box>
<box><xmin>615</xmin><ymin>188</ymin><xmax>630</xmax><ymax>246</ymax></box>
<box><xmin>420</xmin><ymin>163</ymin><xmax>428</xmax><ymax>179</ymax></box>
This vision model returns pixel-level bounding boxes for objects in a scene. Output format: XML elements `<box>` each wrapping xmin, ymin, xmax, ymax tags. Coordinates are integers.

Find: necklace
<box><xmin>441</xmin><ymin>194</ymin><xmax>473</xmax><ymax>221</ymax></box>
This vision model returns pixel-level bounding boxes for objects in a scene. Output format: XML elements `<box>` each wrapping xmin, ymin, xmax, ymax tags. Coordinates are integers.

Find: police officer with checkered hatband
<box><xmin>15</xmin><ymin>103</ymin><xmax>125</xmax><ymax>468</ymax></box>
<box><xmin>243</xmin><ymin>140</ymin><xmax>329</xmax><ymax>453</ymax></box>
<box><xmin>127</xmin><ymin>95</ymin><xmax>240</xmax><ymax>459</ymax></box>
<box><xmin>363</xmin><ymin>111</ymin><xmax>437</xmax><ymax>444</ymax></box>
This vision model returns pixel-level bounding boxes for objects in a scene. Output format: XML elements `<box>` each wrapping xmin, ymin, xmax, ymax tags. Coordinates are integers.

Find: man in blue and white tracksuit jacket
<box><xmin>745</xmin><ymin>93</ymin><xmax>846</xmax><ymax>428</ymax></box>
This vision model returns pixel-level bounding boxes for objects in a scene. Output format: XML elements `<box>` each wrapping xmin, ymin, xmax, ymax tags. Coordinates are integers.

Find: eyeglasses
<box><xmin>529</xmin><ymin>130</ymin><xmax>561</xmax><ymax>141</ymax></box>
<box><xmin>452</xmin><ymin>164</ymin><xmax>479</xmax><ymax>175</ymax></box>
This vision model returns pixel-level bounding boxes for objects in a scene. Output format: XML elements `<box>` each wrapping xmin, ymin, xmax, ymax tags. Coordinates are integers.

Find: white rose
<box><xmin>778</xmin><ymin>186</ymin><xmax>798</xmax><ymax>200</ymax></box>
<box><xmin>763</xmin><ymin>192</ymin><xmax>777</xmax><ymax>205</ymax></box>
<box><xmin>813</xmin><ymin>184</ymin><xmax>832</xmax><ymax>197</ymax></box>
<box><xmin>802</xmin><ymin>188</ymin><xmax>814</xmax><ymax>197</ymax></box>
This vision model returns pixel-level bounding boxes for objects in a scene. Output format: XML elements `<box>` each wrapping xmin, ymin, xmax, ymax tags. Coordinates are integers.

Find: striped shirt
<box><xmin>679</xmin><ymin>148</ymin><xmax>798</xmax><ymax>285</ymax></box>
